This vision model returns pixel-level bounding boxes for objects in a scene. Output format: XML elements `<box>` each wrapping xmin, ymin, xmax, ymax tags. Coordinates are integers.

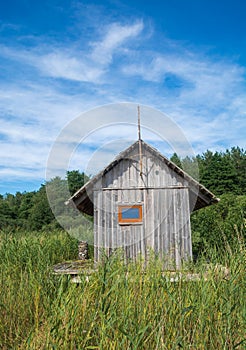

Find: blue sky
<box><xmin>0</xmin><ymin>0</ymin><xmax>246</xmax><ymax>194</ymax></box>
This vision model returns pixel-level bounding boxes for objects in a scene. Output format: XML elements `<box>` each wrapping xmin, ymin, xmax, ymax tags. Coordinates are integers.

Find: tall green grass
<box><xmin>0</xmin><ymin>230</ymin><xmax>78</xmax><ymax>349</ymax></box>
<box><xmin>0</xmin><ymin>230</ymin><xmax>245</xmax><ymax>349</ymax></box>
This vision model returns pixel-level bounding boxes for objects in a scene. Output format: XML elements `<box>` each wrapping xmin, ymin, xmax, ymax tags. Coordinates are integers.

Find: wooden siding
<box><xmin>93</xmin><ymin>146</ymin><xmax>192</xmax><ymax>268</ymax></box>
<box><xmin>67</xmin><ymin>140</ymin><xmax>219</xmax><ymax>269</ymax></box>
<box><xmin>101</xmin><ymin>147</ymin><xmax>189</xmax><ymax>189</ymax></box>
<box><xmin>94</xmin><ymin>188</ymin><xmax>191</xmax><ymax>268</ymax></box>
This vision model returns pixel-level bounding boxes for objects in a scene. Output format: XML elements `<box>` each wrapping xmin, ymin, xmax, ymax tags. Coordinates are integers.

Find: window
<box><xmin>118</xmin><ymin>204</ymin><xmax>143</xmax><ymax>224</ymax></box>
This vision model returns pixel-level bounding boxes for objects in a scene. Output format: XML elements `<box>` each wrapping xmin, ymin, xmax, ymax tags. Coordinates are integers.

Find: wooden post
<box><xmin>78</xmin><ymin>241</ymin><xmax>89</xmax><ymax>260</ymax></box>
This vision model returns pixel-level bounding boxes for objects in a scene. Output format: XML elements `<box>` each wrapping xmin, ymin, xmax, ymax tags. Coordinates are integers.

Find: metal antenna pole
<box><xmin>138</xmin><ymin>105</ymin><xmax>143</xmax><ymax>176</ymax></box>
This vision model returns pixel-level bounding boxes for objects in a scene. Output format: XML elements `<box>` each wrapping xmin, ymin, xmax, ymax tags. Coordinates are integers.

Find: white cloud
<box><xmin>0</xmin><ymin>118</ymin><xmax>51</xmax><ymax>143</ymax></box>
<box><xmin>90</xmin><ymin>21</ymin><xmax>144</xmax><ymax>65</ymax></box>
<box><xmin>123</xmin><ymin>52</ymin><xmax>245</xmax><ymax>103</ymax></box>
<box><xmin>37</xmin><ymin>21</ymin><xmax>143</xmax><ymax>81</ymax></box>
<box><xmin>0</xmin><ymin>140</ymin><xmax>48</xmax><ymax>177</ymax></box>
<box><xmin>38</xmin><ymin>52</ymin><xmax>103</xmax><ymax>82</ymax></box>
<box><xmin>0</xmin><ymin>16</ymin><xmax>245</xmax><ymax>192</ymax></box>
<box><xmin>0</xmin><ymin>21</ymin><xmax>144</xmax><ymax>84</ymax></box>
<box><xmin>121</xmin><ymin>49</ymin><xmax>246</xmax><ymax>152</ymax></box>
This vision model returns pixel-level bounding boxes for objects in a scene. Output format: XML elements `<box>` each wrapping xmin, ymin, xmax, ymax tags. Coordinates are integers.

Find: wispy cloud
<box><xmin>121</xmin><ymin>49</ymin><xmax>246</xmax><ymax>151</ymax></box>
<box><xmin>122</xmin><ymin>52</ymin><xmax>245</xmax><ymax>104</ymax></box>
<box><xmin>0</xmin><ymin>12</ymin><xmax>245</xmax><ymax>193</ymax></box>
<box><xmin>0</xmin><ymin>21</ymin><xmax>144</xmax><ymax>84</ymax></box>
<box><xmin>90</xmin><ymin>21</ymin><xmax>144</xmax><ymax>65</ymax></box>
<box><xmin>38</xmin><ymin>52</ymin><xmax>103</xmax><ymax>82</ymax></box>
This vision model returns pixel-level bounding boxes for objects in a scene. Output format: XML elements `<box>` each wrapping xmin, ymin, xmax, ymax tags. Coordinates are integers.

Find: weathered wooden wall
<box><xmin>93</xmin><ymin>144</ymin><xmax>192</xmax><ymax>268</ymax></box>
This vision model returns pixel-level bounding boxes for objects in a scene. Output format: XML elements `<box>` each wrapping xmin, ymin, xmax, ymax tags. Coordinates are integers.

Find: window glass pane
<box><xmin>118</xmin><ymin>204</ymin><xmax>143</xmax><ymax>224</ymax></box>
<box><xmin>121</xmin><ymin>207</ymin><xmax>140</xmax><ymax>219</ymax></box>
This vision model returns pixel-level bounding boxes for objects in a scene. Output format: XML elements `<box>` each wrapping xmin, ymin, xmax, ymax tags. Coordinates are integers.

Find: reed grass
<box><xmin>0</xmin><ymin>229</ymin><xmax>245</xmax><ymax>349</ymax></box>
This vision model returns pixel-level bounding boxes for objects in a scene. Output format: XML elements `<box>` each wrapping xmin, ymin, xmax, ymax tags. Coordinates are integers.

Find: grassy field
<box><xmin>0</xmin><ymin>230</ymin><xmax>245</xmax><ymax>349</ymax></box>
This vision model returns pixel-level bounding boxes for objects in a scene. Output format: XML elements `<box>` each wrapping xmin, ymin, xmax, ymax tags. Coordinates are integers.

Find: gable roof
<box><xmin>66</xmin><ymin>140</ymin><xmax>219</xmax><ymax>215</ymax></box>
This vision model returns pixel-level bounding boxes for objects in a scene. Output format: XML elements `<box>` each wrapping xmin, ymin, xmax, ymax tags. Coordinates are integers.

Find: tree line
<box><xmin>170</xmin><ymin>146</ymin><xmax>245</xmax><ymax>196</ymax></box>
<box><xmin>0</xmin><ymin>171</ymin><xmax>89</xmax><ymax>231</ymax></box>
<box><xmin>172</xmin><ymin>147</ymin><xmax>246</xmax><ymax>256</ymax></box>
<box><xmin>0</xmin><ymin>147</ymin><xmax>245</xmax><ymax>257</ymax></box>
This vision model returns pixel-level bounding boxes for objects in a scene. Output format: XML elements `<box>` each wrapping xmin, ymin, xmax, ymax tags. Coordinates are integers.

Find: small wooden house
<box><xmin>67</xmin><ymin>140</ymin><xmax>219</xmax><ymax>268</ymax></box>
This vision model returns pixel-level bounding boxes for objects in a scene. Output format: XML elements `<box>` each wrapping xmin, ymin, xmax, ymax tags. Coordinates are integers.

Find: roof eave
<box><xmin>66</xmin><ymin>140</ymin><xmax>220</xmax><ymax>213</ymax></box>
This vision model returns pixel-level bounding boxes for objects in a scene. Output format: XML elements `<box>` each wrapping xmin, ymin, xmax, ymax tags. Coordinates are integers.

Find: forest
<box><xmin>0</xmin><ymin>146</ymin><xmax>245</xmax><ymax>257</ymax></box>
<box><xmin>0</xmin><ymin>147</ymin><xmax>246</xmax><ymax>256</ymax></box>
